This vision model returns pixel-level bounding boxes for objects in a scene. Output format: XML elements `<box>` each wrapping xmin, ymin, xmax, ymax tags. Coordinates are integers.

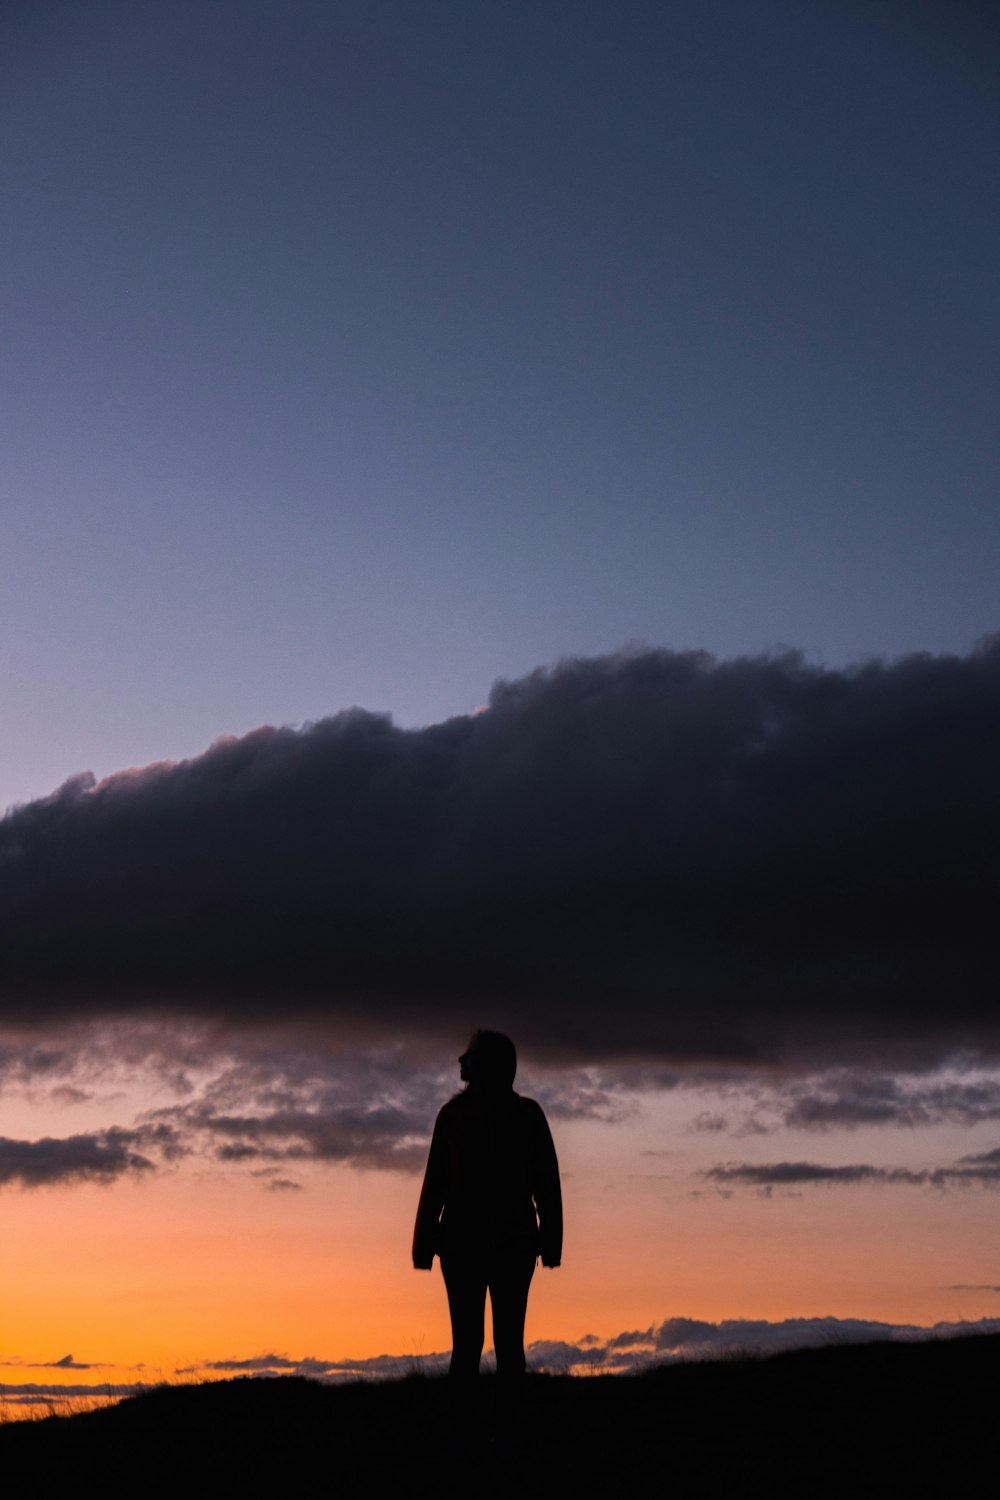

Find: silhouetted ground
<box><xmin>1</xmin><ymin>1333</ymin><xmax>995</xmax><ymax>1493</ymax></box>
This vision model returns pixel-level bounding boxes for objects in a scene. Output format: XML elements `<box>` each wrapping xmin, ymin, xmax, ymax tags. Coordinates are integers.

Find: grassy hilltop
<box><xmin>1</xmin><ymin>1332</ymin><xmax>994</xmax><ymax>1494</ymax></box>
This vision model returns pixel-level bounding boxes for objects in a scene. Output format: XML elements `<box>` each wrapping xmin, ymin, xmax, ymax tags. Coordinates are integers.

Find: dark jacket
<box><xmin>412</xmin><ymin>1087</ymin><xmax>562</xmax><ymax>1269</ymax></box>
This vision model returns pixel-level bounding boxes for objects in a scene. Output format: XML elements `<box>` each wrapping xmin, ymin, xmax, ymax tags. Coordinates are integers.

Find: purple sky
<box><xmin>2</xmin><ymin>0</ymin><xmax>998</xmax><ymax>812</ymax></box>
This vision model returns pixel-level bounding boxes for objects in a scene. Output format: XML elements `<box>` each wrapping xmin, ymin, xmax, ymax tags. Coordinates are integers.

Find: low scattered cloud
<box><xmin>707</xmin><ymin>1161</ymin><xmax>921</xmax><ymax>1188</ymax></box>
<box><xmin>202</xmin><ymin>1352</ymin><xmax>356</xmax><ymax>1377</ymax></box>
<box><xmin>676</xmin><ymin>1064</ymin><xmax>1000</xmax><ymax>1139</ymax></box>
<box><xmin>48</xmin><ymin>1085</ymin><xmax>92</xmax><ymax>1106</ymax></box>
<box><xmin>706</xmin><ymin>1144</ymin><xmax>1000</xmax><ymax>1192</ymax></box>
<box><xmin>617</xmin><ymin>1314</ymin><xmax>1000</xmax><ymax>1362</ymax></box>
<box><xmin>0</xmin><ymin>1024</ymin><xmax>648</xmax><ymax>1183</ymax></box>
<box><xmin>955</xmin><ymin>1146</ymin><xmax>1000</xmax><ymax>1181</ymax></box>
<box><xmin>523</xmin><ymin>1069</ymin><xmax>640</xmax><ymax>1124</ymax></box>
<box><xmin>1</xmin><ymin>1353</ymin><xmax>94</xmax><ymax>1370</ymax></box>
<box><xmin>200</xmin><ymin>1106</ymin><xmax>428</xmax><ymax>1173</ymax></box>
<box><xmin>11</xmin><ymin>1312</ymin><xmax>1000</xmax><ymax>1405</ymax></box>
<box><xmin>10</xmin><ymin>1012</ymin><xmax>1000</xmax><ymax>1190</ymax></box>
<box><xmin>144</xmin><ymin>1046</ymin><xmax>446</xmax><ymax>1175</ymax></box>
<box><xmin>0</xmin><ymin>1124</ymin><xmax>184</xmax><ymax>1189</ymax></box>
<box><xmin>0</xmin><ymin>1021</ymin><xmax>220</xmax><ymax>1108</ymax></box>
<box><xmin>780</xmin><ymin>1073</ymin><xmax>1000</xmax><ymax>1131</ymax></box>
<box><xmin>0</xmin><ymin>1380</ymin><xmax>154</xmax><ymax>1407</ymax></box>
<box><xmin>184</xmin><ymin>1348</ymin><xmax>446</xmax><ymax>1381</ymax></box>
<box><xmin>1</xmin><ymin>641</ymin><xmax>997</xmax><ymax>1068</ymax></box>
<box><xmin>0</xmin><ymin>1040</ymin><xmax>73</xmax><ymax>1088</ymax></box>
<box><xmin>190</xmin><ymin>1314</ymin><xmax>1000</xmax><ymax>1382</ymax></box>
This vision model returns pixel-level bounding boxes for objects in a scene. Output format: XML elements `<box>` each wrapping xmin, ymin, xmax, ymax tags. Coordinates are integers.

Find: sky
<box><xmin>1</xmin><ymin>0</ymin><xmax>999</xmax><ymax>1407</ymax></box>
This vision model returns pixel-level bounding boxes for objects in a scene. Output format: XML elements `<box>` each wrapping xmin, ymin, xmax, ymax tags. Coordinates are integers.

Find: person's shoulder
<box><xmin>436</xmin><ymin>1092</ymin><xmax>469</xmax><ymax>1123</ymax></box>
<box><xmin>513</xmin><ymin>1093</ymin><xmax>549</xmax><ymax>1123</ymax></box>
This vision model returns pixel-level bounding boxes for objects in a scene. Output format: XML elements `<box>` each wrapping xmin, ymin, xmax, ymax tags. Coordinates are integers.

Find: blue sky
<box><xmin>2</xmin><ymin>0</ymin><xmax>998</xmax><ymax>811</ymax></box>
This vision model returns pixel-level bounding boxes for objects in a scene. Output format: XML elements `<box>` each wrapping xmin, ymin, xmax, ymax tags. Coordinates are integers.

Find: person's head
<box><xmin>459</xmin><ymin>1030</ymin><xmax>517</xmax><ymax>1089</ymax></box>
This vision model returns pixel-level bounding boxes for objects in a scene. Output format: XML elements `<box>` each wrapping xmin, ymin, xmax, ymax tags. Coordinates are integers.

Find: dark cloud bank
<box><xmin>2</xmin><ymin>642</ymin><xmax>997</xmax><ymax>1065</ymax></box>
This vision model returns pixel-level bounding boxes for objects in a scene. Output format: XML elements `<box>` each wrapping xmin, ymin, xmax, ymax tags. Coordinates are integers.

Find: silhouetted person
<box><xmin>413</xmin><ymin>1031</ymin><xmax>562</xmax><ymax>1404</ymax></box>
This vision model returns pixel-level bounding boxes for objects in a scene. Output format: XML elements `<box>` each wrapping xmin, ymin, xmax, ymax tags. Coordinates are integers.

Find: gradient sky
<box><xmin>3</xmin><ymin>0</ymin><xmax>999</xmax><ymax>809</ymax></box>
<box><xmin>2</xmin><ymin>0</ymin><xmax>999</xmax><ymax>1406</ymax></box>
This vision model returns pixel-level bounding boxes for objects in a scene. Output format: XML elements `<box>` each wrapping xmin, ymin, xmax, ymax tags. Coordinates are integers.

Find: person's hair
<box><xmin>467</xmin><ymin>1030</ymin><xmax>517</xmax><ymax>1087</ymax></box>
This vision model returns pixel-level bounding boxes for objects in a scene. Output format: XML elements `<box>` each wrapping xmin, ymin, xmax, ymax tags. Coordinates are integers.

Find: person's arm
<box><xmin>532</xmin><ymin>1107</ymin><xmax>563</xmax><ymax>1268</ymax></box>
<box><xmin>412</xmin><ymin>1112</ymin><xmax>448</xmax><ymax>1269</ymax></box>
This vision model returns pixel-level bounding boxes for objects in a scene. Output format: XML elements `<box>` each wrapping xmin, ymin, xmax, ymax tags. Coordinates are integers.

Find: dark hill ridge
<box><xmin>1</xmin><ymin>1332</ymin><xmax>995</xmax><ymax>1493</ymax></box>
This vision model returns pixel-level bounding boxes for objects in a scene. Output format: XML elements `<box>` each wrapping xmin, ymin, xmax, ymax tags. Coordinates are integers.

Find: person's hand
<box><xmin>541</xmin><ymin>1257</ymin><xmax>560</xmax><ymax>1269</ymax></box>
<box><xmin>413</xmin><ymin>1258</ymin><xmax>434</xmax><ymax>1271</ymax></box>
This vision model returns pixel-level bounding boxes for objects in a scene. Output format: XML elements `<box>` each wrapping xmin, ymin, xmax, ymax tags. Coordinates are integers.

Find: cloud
<box><xmin>204</xmin><ymin>1352</ymin><xmax>335</xmax><ymax>1375</ymax></box>
<box><xmin>199</xmin><ymin>1107</ymin><xmax>427</xmax><ymax>1172</ymax></box>
<box><xmin>705</xmin><ymin>1145</ymin><xmax>1000</xmax><ymax>1192</ymax></box>
<box><xmin>666</xmin><ymin>1063</ymin><xmax>1000</xmax><ymax>1139</ymax></box>
<box><xmin>48</xmin><ymin>1085</ymin><xmax>92</xmax><ymax>1106</ymax></box>
<box><xmin>706</xmin><ymin>1161</ymin><xmax>919</xmax><ymax>1187</ymax></box>
<box><xmin>0</xmin><ymin>1124</ymin><xmax>184</xmax><ymax>1189</ymax></box>
<box><xmin>521</xmin><ymin>1067</ymin><xmax>641</xmax><ymax>1123</ymax></box>
<box><xmin>196</xmin><ymin>1348</ymin><xmax>452</xmax><ymax>1380</ymax></box>
<box><xmin>779</xmin><ymin>1073</ymin><xmax>1000</xmax><ymax>1131</ymax></box>
<box><xmin>953</xmin><ymin>1146</ymin><xmax>1000</xmax><ymax>1182</ymax></box>
<box><xmin>19</xmin><ymin>1311</ymin><xmax>1000</xmax><ymax>1401</ymax></box>
<box><xmin>12</xmin><ymin>1017</ymin><xmax>1000</xmax><ymax>1182</ymax></box>
<box><xmin>144</xmin><ymin>1045</ymin><xmax>447</xmax><ymax>1175</ymax></box>
<box><xmin>0</xmin><ymin>1040</ymin><xmax>73</xmax><ymax>1086</ymax></box>
<box><xmin>1</xmin><ymin>1353</ymin><xmax>94</xmax><ymax>1370</ymax></box>
<box><xmin>643</xmin><ymin>1314</ymin><xmax>1000</xmax><ymax>1359</ymax></box>
<box><xmin>1</xmin><ymin>641</ymin><xmax>998</xmax><ymax>1066</ymax></box>
<box><xmin>0</xmin><ymin>1021</ymin><xmax>222</xmax><ymax>1107</ymax></box>
<box><xmin>0</xmin><ymin>1380</ymin><xmax>154</xmax><ymax>1406</ymax></box>
<box><xmin>191</xmin><ymin>1315</ymin><xmax>1000</xmax><ymax>1382</ymax></box>
<box><xmin>0</xmin><ymin>1026</ymin><xmax>648</xmax><ymax>1179</ymax></box>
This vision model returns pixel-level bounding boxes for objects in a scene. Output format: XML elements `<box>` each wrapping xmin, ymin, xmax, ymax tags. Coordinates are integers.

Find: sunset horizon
<box><xmin>3</xmin><ymin>639</ymin><xmax>1000</xmax><ymax>1411</ymax></box>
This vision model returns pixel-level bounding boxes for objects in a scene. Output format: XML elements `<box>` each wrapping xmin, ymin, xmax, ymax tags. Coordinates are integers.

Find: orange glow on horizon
<box><xmin>4</xmin><ymin>1103</ymin><xmax>1000</xmax><ymax>1391</ymax></box>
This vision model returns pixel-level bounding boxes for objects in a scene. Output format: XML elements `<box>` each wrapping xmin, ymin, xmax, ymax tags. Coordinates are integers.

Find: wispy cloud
<box><xmin>678</xmin><ymin>1064</ymin><xmax>1000</xmax><ymax>1138</ymax></box>
<box><xmin>780</xmin><ymin>1073</ymin><xmax>1000</xmax><ymax>1131</ymax></box>
<box><xmin>143</xmin><ymin>1047</ymin><xmax>447</xmax><ymax>1176</ymax></box>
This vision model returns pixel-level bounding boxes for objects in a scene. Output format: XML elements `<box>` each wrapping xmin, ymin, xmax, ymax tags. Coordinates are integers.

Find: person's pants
<box><xmin>440</xmin><ymin>1250</ymin><xmax>537</xmax><ymax>1381</ymax></box>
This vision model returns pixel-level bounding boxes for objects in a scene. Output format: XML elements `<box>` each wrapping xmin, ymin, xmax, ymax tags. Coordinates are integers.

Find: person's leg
<box><xmin>488</xmin><ymin>1251</ymin><xmax>536</xmax><ymax>1381</ymax></box>
<box><xmin>441</xmin><ymin>1254</ymin><xmax>489</xmax><ymax>1381</ymax></box>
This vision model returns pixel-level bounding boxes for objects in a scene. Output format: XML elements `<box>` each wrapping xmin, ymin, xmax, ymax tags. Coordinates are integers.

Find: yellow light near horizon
<box><xmin>0</xmin><ymin>1168</ymin><xmax>439</xmax><ymax>1369</ymax></box>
